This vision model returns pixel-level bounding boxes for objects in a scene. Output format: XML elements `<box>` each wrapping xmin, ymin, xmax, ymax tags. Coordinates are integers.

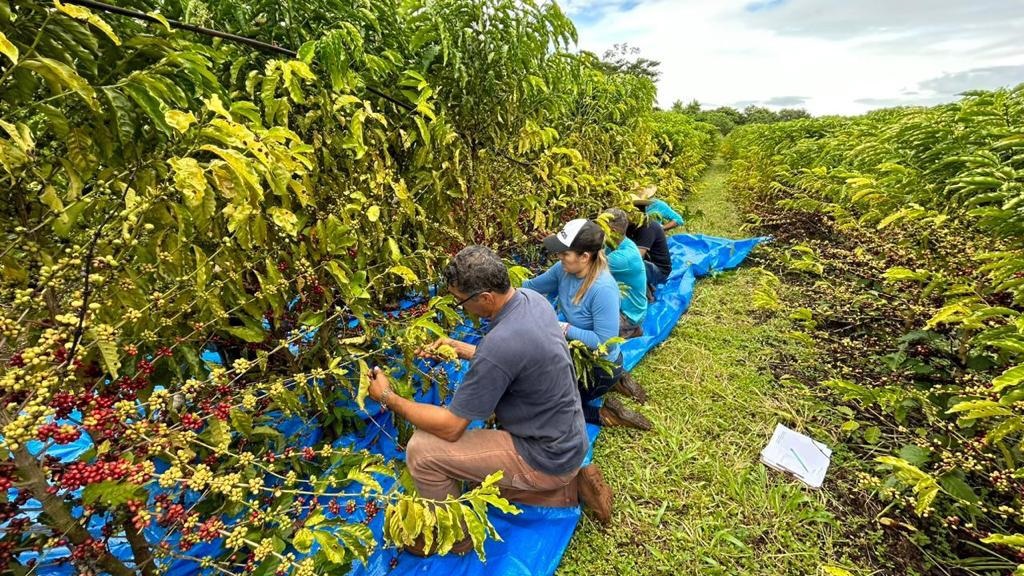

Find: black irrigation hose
<box><xmin>60</xmin><ymin>0</ymin><xmax>416</xmax><ymax>112</ymax></box>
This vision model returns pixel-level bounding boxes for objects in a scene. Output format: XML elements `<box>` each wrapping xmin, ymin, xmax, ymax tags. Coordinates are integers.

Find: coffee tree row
<box><xmin>726</xmin><ymin>85</ymin><xmax>1024</xmax><ymax>571</ymax></box>
<box><xmin>0</xmin><ymin>0</ymin><xmax>717</xmax><ymax>574</ymax></box>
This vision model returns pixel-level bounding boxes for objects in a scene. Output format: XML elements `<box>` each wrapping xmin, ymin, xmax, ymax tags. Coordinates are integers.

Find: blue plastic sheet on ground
<box><xmin>345</xmin><ymin>233</ymin><xmax>765</xmax><ymax>576</ymax></box>
<box><xmin>14</xmin><ymin>233</ymin><xmax>763</xmax><ymax>575</ymax></box>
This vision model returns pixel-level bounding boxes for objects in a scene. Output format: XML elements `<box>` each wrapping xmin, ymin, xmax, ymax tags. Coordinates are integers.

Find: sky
<box><xmin>561</xmin><ymin>0</ymin><xmax>1024</xmax><ymax>116</ymax></box>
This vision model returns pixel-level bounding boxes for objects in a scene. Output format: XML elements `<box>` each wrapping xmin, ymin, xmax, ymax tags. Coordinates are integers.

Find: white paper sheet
<box><xmin>760</xmin><ymin>423</ymin><xmax>832</xmax><ymax>489</ymax></box>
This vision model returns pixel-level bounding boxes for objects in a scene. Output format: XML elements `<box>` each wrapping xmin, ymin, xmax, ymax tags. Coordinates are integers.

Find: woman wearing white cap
<box><xmin>522</xmin><ymin>219</ymin><xmax>652</xmax><ymax>430</ymax></box>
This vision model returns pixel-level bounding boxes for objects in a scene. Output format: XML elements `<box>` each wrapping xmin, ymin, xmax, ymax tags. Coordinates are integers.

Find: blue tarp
<box><xmin>349</xmin><ymin>233</ymin><xmax>765</xmax><ymax>576</ymax></box>
<box><xmin>14</xmin><ymin>233</ymin><xmax>763</xmax><ymax>575</ymax></box>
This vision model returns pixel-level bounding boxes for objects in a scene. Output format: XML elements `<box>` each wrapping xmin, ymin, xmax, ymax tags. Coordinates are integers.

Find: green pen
<box><xmin>790</xmin><ymin>448</ymin><xmax>810</xmax><ymax>473</ymax></box>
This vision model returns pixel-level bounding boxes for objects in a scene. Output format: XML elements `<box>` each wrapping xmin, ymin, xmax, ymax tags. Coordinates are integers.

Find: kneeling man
<box><xmin>367</xmin><ymin>246</ymin><xmax>613</xmax><ymax>556</ymax></box>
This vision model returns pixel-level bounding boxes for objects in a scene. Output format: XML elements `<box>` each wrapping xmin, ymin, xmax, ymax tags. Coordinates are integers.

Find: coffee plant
<box><xmin>0</xmin><ymin>0</ymin><xmax>717</xmax><ymax>574</ymax></box>
<box><xmin>727</xmin><ymin>85</ymin><xmax>1024</xmax><ymax>574</ymax></box>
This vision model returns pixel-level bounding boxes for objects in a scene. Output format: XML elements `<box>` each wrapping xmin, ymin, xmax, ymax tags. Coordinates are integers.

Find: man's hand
<box><xmin>368</xmin><ymin>366</ymin><xmax>392</xmax><ymax>403</ymax></box>
<box><xmin>417</xmin><ymin>336</ymin><xmax>476</xmax><ymax>360</ymax></box>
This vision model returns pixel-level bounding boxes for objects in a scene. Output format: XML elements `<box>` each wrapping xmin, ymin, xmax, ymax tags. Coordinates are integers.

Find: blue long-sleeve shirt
<box><xmin>522</xmin><ymin>262</ymin><xmax>621</xmax><ymax>360</ymax></box>
<box><xmin>606</xmin><ymin>237</ymin><xmax>647</xmax><ymax>325</ymax></box>
<box><xmin>647</xmin><ymin>199</ymin><xmax>685</xmax><ymax>226</ymax></box>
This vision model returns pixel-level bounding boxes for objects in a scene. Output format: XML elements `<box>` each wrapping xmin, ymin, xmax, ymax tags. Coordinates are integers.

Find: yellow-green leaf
<box><xmin>982</xmin><ymin>533</ymin><xmax>1024</xmax><ymax>549</ymax></box>
<box><xmin>821</xmin><ymin>567</ymin><xmax>854</xmax><ymax>576</ymax></box>
<box><xmin>388</xmin><ymin>265</ymin><xmax>417</xmax><ymax>284</ymax></box>
<box><xmin>193</xmin><ymin>245</ymin><xmax>208</xmax><ymax>292</ymax></box>
<box><xmin>268</xmin><ymin>206</ymin><xmax>299</xmax><ymax>236</ymax></box>
<box><xmin>146</xmin><ymin>10</ymin><xmax>173</xmax><ymax>32</ymax></box>
<box><xmin>0</xmin><ymin>31</ymin><xmax>17</xmax><ymax>64</ymax></box>
<box><xmin>54</xmin><ymin>0</ymin><xmax>121</xmax><ymax>46</ymax></box>
<box><xmin>356</xmin><ymin>359</ymin><xmax>371</xmax><ymax>411</ymax></box>
<box><xmin>169</xmin><ymin>157</ymin><xmax>207</xmax><ymax>197</ymax></box>
<box><xmin>204</xmin><ymin>94</ymin><xmax>232</xmax><ymax>119</ymax></box>
<box><xmin>165</xmin><ymin>110</ymin><xmax>196</xmax><ymax>133</ymax></box>
<box><xmin>39</xmin><ymin>185</ymin><xmax>64</xmax><ymax>212</ymax></box>
<box><xmin>94</xmin><ymin>336</ymin><xmax>121</xmax><ymax>378</ymax></box>
<box><xmin>366</xmin><ymin>205</ymin><xmax>380</xmax><ymax>222</ymax></box>
<box><xmin>293</xmin><ymin>529</ymin><xmax>314</xmax><ymax>554</ymax></box>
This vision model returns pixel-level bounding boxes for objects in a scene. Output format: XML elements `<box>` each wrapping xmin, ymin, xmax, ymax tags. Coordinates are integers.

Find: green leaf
<box><xmin>90</xmin><ymin>332</ymin><xmax>121</xmax><ymax>378</ymax></box>
<box><xmin>862</xmin><ymin>426</ymin><xmax>881</xmax><ymax>444</ymax></box>
<box><xmin>146</xmin><ymin>10</ymin><xmax>172</xmax><ymax>32</ymax></box>
<box><xmin>229</xmin><ymin>409</ymin><xmax>253</xmax><ymax>437</ymax></box>
<box><xmin>205</xmin><ymin>418</ymin><xmax>231</xmax><ymax>451</ymax></box>
<box><xmin>225</xmin><ymin>325</ymin><xmax>266</xmax><ymax>343</ymax></box>
<box><xmin>821</xmin><ymin>567</ymin><xmax>854</xmax><ymax>576</ymax></box>
<box><xmin>313</xmin><ymin>531</ymin><xmax>348</xmax><ymax>564</ymax></box>
<box><xmin>82</xmin><ymin>481</ymin><xmax>143</xmax><ymax>507</ymax></box>
<box><xmin>0</xmin><ymin>31</ymin><xmax>17</xmax><ymax>64</ymax></box>
<box><xmin>938</xmin><ymin>473</ymin><xmax>979</xmax><ymax>503</ymax></box>
<box><xmin>898</xmin><ymin>445</ymin><xmax>931</xmax><ymax>467</ymax></box>
<box><xmin>22</xmin><ymin>57</ymin><xmax>98</xmax><ymax>109</ymax></box>
<box><xmin>305</xmin><ymin>510</ymin><xmax>326</xmax><ymax>527</ymax></box>
<box><xmin>981</xmin><ymin>533</ymin><xmax>1024</xmax><ymax>549</ymax></box>
<box><xmin>947</xmin><ymin>399</ymin><xmax>1012</xmax><ymax>420</ymax></box>
<box><xmin>346</xmin><ymin>466</ymin><xmax>382</xmax><ymax>493</ymax></box>
<box><xmin>298</xmin><ymin>310</ymin><xmax>325</xmax><ymax>327</ymax></box>
<box><xmin>994</xmin><ymin>365</ymin><xmax>1024</xmax><ymax>391</ymax></box>
<box><xmin>338</xmin><ymin>523</ymin><xmax>375</xmax><ymax>564</ymax></box>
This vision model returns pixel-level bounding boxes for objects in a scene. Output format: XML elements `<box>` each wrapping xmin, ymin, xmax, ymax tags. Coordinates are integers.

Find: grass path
<box><xmin>557</xmin><ymin>164</ymin><xmax>868</xmax><ymax>576</ymax></box>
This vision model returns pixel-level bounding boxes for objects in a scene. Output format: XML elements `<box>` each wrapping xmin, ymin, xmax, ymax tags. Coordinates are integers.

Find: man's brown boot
<box><xmin>576</xmin><ymin>464</ymin><xmax>613</xmax><ymax>525</ymax></box>
<box><xmin>611</xmin><ymin>372</ymin><xmax>648</xmax><ymax>404</ymax></box>
<box><xmin>599</xmin><ymin>397</ymin><xmax>653</xmax><ymax>431</ymax></box>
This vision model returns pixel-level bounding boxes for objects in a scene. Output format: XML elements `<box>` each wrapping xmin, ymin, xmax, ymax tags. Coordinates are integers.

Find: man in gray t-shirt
<box><xmin>367</xmin><ymin>246</ymin><xmax>613</xmax><ymax>556</ymax></box>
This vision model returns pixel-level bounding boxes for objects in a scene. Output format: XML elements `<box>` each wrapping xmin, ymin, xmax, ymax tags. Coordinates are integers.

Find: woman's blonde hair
<box><xmin>573</xmin><ymin>249</ymin><xmax>608</xmax><ymax>305</ymax></box>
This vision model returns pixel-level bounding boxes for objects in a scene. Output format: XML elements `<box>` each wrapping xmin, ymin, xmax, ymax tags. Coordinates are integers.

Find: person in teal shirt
<box><xmin>601</xmin><ymin>208</ymin><xmax>647</xmax><ymax>338</ymax></box>
<box><xmin>632</xmin><ymin>186</ymin><xmax>684</xmax><ymax>231</ymax></box>
<box><xmin>646</xmin><ymin>198</ymin><xmax>685</xmax><ymax>231</ymax></box>
<box><xmin>523</xmin><ymin>218</ymin><xmax>651</xmax><ymax>430</ymax></box>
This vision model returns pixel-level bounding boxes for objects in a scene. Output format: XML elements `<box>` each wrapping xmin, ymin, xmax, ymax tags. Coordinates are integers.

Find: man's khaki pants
<box><xmin>406</xmin><ymin>429</ymin><xmax>579</xmax><ymax>507</ymax></box>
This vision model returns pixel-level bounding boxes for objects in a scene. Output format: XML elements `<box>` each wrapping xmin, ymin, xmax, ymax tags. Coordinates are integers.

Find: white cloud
<box><xmin>565</xmin><ymin>0</ymin><xmax>1024</xmax><ymax>115</ymax></box>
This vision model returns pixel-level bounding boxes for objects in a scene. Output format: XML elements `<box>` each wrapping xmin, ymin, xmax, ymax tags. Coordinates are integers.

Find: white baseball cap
<box><xmin>542</xmin><ymin>219</ymin><xmax>604</xmax><ymax>253</ymax></box>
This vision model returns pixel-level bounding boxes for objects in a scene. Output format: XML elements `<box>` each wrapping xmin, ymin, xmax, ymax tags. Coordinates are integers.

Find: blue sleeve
<box><xmin>448</xmin><ymin>356</ymin><xmax>511</xmax><ymax>420</ymax></box>
<box><xmin>650</xmin><ymin>200</ymin><xmax>684</xmax><ymax>225</ymax></box>
<box><xmin>566</xmin><ymin>284</ymin><xmax>620</xmax><ymax>350</ymax></box>
<box><xmin>521</xmin><ymin>262</ymin><xmax>561</xmax><ymax>295</ymax></box>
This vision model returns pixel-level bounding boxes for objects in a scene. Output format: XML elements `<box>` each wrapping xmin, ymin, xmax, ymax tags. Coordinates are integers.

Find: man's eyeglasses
<box><xmin>453</xmin><ymin>290</ymin><xmax>484</xmax><ymax>308</ymax></box>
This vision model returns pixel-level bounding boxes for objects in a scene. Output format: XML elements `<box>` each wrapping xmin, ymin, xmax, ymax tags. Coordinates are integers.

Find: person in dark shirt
<box><xmin>626</xmin><ymin>210</ymin><xmax>673</xmax><ymax>292</ymax></box>
<box><xmin>366</xmin><ymin>246</ymin><xmax>614</xmax><ymax>555</ymax></box>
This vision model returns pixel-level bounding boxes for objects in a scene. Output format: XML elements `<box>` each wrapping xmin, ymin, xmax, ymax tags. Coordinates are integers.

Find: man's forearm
<box><xmin>388</xmin><ymin>395</ymin><xmax>467</xmax><ymax>442</ymax></box>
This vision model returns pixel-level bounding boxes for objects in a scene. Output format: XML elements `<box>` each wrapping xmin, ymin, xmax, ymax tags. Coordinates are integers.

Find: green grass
<box><xmin>557</xmin><ymin>164</ymin><xmax>870</xmax><ymax>576</ymax></box>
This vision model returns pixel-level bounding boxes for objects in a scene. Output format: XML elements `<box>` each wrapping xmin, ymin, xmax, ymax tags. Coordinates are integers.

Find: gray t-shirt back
<box><xmin>448</xmin><ymin>288</ymin><xmax>588</xmax><ymax>476</ymax></box>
